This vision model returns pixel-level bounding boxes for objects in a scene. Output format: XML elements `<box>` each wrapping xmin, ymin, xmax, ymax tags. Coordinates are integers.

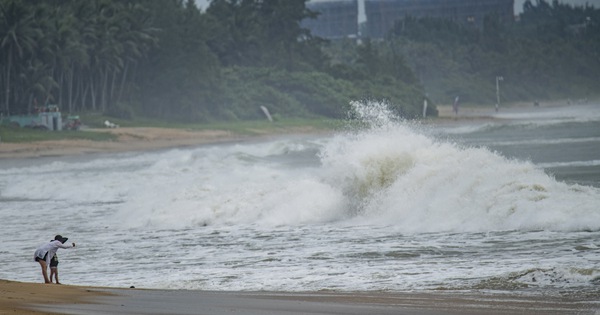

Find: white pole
<box><xmin>422</xmin><ymin>99</ymin><xmax>428</xmax><ymax>118</ymax></box>
<box><xmin>260</xmin><ymin>106</ymin><xmax>273</xmax><ymax>122</ymax></box>
<box><xmin>496</xmin><ymin>76</ymin><xmax>503</xmax><ymax>112</ymax></box>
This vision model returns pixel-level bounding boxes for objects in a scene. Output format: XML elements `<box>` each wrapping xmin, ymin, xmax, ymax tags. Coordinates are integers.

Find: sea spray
<box><xmin>319</xmin><ymin>101</ymin><xmax>600</xmax><ymax>232</ymax></box>
<box><xmin>23</xmin><ymin>100</ymin><xmax>594</xmax><ymax>232</ymax></box>
<box><xmin>1</xmin><ymin>101</ymin><xmax>600</xmax><ymax>292</ymax></box>
<box><xmin>113</xmin><ymin>141</ymin><xmax>347</xmax><ymax>228</ymax></box>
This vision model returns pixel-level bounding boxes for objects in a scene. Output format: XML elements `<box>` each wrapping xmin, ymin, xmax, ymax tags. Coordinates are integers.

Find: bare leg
<box><xmin>50</xmin><ymin>267</ymin><xmax>60</xmax><ymax>284</ymax></box>
<box><xmin>38</xmin><ymin>260</ymin><xmax>50</xmax><ymax>283</ymax></box>
<box><xmin>54</xmin><ymin>268</ymin><xmax>60</xmax><ymax>284</ymax></box>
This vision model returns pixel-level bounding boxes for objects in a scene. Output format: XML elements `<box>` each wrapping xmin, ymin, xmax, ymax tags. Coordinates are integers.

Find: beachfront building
<box><xmin>365</xmin><ymin>0</ymin><xmax>514</xmax><ymax>38</ymax></box>
<box><xmin>303</xmin><ymin>0</ymin><xmax>359</xmax><ymax>39</ymax></box>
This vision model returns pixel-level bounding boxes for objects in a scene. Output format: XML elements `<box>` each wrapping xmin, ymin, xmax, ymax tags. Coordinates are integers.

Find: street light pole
<box><xmin>495</xmin><ymin>76</ymin><xmax>503</xmax><ymax>112</ymax></box>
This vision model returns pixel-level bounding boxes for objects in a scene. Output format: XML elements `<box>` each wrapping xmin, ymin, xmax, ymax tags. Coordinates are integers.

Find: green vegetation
<box><xmin>386</xmin><ymin>0</ymin><xmax>600</xmax><ymax>105</ymax></box>
<box><xmin>0</xmin><ymin>0</ymin><xmax>597</xmax><ymax>135</ymax></box>
<box><xmin>195</xmin><ymin>118</ymin><xmax>344</xmax><ymax>135</ymax></box>
<box><xmin>79</xmin><ymin>112</ymin><xmax>342</xmax><ymax>133</ymax></box>
<box><xmin>0</xmin><ymin>0</ymin><xmax>427</xmax><ymax>125</ymax></box>
<box><xmin>0</xmin><ymin>125</ymin><xmax>116</xmax><ymax>142</ymax></box>
<box><xmin>1</xmin><ymin>113</ymin><xmax>341</xmax><ymax>143</ymax></box>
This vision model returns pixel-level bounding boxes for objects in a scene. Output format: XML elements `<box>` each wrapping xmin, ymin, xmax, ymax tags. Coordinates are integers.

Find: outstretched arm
<box><xmin>56</xmin><ymin>242</ymin><xmax>75</xmax><ymax>249</ymax></box>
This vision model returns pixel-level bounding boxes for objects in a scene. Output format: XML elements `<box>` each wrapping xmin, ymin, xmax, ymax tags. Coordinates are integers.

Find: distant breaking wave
<box><xmin>316</xmin><ymin>101</ymin><xmax>600</xmax><ymax>232</ymax></box>
<box><xmin>440</xmin><ymin>103</ymin><xmax>600</xmax><ymax>135</ymax></box>
<box><xmin>108</xmin><ymin>101</ymin><xmax>600</xmax><ymax>232</ymax></box>
<box><xmin>485</xmin><ymin>137</ymin><xmax>600</xmax><ymax>147</ymax></box>
<box><xmin>538</xmin><ymin>160</ymin><xmax>600</xmax><ymax>168</ymax></box>
<box><xmin>6</xmin><ymin>101</ymin><xmax>592</xmax><ymax>232</ymax></box>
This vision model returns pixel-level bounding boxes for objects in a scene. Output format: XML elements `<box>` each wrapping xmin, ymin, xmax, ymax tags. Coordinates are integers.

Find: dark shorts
<box><xmin>50</xmin><ymin>255</ymin><xmax>59</xmax><ymax>268</ymax></box>
<box><xmin>35</xmin><ymin>253</ymin><xmax>48</xmax><ymax>263</ymax></box>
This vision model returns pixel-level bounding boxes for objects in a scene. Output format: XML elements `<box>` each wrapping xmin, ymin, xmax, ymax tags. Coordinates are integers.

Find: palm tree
<box><xmin>0</xmin><ymin>0</ymin><xmax>41</xmax><ymax>114</ymax></box>
<box><xmin>113</xmin><ymin>2</ymin><xmax>158</xmax><ymax>105</ymax></box>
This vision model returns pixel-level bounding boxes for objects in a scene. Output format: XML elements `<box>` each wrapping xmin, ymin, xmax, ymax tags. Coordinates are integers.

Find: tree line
<box><xmin>386</xmin><ymin>0</ymin><xmax>600</xmax><ymax>105</ymax></box>
<box><xmin>0</xmin><ymin>0</ymin><xmax>159</xmax><ymax>116</ymax></box>
<box><xmin>1</xmin><ymin>0</ymin><xmax>598</xmax><ymax>123</ymax></box>
<box><xmin>0</xmin><ymin>0</ymin><xmax>427</xmax><ymax>122</ymax></box>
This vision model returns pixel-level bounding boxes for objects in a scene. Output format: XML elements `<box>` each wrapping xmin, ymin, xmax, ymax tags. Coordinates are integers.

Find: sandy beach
<box><xmin>0</xmin><ymin>127</ymin><xmax>245</xmax><ymax>159</ymax></box>
<box><xmin>0</xmin><ymin>122</ymin><xmax>344</xmax><ymax>159</ymax></box>
<box><xmin>0</xmin><ymin>100</ymin><xmax>578</xmax><ymax>160</ymax></box>
<box><xmin>0</xmin><ymin>116</ymin><xmax>465</xmax><ymax>160</ymax></box>
<box><xmin>3</xmin><ymin>101</ymin><xmax>598</xmax><ymax>315</ymax></box>
<box><xmin>1</xmin><ymin>280</ymin><xmax>598</xmax><ymax>315</ymax></box>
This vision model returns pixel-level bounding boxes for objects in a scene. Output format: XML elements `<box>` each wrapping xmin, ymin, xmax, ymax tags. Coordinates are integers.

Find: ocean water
<box><xmin>1</xmin><ymin>101</ymin><xmax>599</xmax><ymax>299</ymax></box>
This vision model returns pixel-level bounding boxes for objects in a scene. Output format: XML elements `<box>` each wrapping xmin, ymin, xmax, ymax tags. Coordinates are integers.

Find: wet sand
<box><xmin>1</xmin><ymin>280</ymin><xmax>598</xmax><ymax>315</ymax></box>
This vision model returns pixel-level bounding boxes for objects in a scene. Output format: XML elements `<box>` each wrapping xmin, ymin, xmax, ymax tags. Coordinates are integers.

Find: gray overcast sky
<box><xmin>195</xmin><ymin>0</ymin><xmax>599</xmax><ymax>16</ymax></box>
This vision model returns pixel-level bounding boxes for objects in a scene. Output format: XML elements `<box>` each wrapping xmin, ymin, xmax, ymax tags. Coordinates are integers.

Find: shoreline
<box><xmin>3</xmin><ymin>101</ymin><xmax>599</xmax><ymax>314</ymax></box>
<box><xmin>2</xmin><ymin>280</ymin><xmax>598</xmax><ymax>315</ymax></box>
<box><xmin>0</xmin><ymin>100</ymin><xmax>589</xmax><ymax>160</ymax></box>
<box><xmin>0</xmin><ymin>118</ymin><xmax>480</xmax><ymax>160</ymax></box>
<box><xmin>0</xmin><ymin>127</ymin><xmax>245</xmax><ymax>160</ymax></box>
<box><xmin>0</xmin><ymin>126</ymin><xmax>325</xmax><ymax>160</ymax></box>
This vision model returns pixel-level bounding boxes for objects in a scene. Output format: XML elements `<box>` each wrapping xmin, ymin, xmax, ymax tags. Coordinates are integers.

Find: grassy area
<box><xmin>0</xmin><ymin>114</ymin><xmax>345</xmax><ymax>143</ymax></box>
<box><xmin>82</xmin><ymin>113</ymin><xmax>343</xmax><ymax>130</ymax></box>
<box><xmin>0</xmin><ymin>125</ymin><xmax>117</xmax><ymax>143</ymax></box>
<box><xmin>81</xmin><ymin>113</ymin><xmax>345</xmax><ymax>134</ymax></box>
<box><xmin>197</xmin><ymin>118</ymin><xmax>345</xmax><ymax>135</ymax></box>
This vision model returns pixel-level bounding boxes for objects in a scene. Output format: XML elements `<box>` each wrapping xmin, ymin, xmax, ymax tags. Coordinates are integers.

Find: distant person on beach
<box><xmin>34</xmin><ymin>235</ymin><xmax>75</xmax><ymax>284</ymax></box>
<box><xmin>453</xmin><ymin>96</ymin><xmax>460</xmax><ymax>115</ymax></box>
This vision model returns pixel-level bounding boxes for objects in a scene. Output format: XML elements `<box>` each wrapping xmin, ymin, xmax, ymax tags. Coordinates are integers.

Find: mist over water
<box><xmin>321</xmin><ymin>102</ymin><xmax>600</xmax><ymax>232</ymax></box>
<box><xmin>1</xmin><ymin>101</ymin><xmax>599</xmax><ymax>295</ymax></box>
<box><xmin>99</xmin><ymin>100</ymin><xmax>599</xmax><ymax>232</ymax></box>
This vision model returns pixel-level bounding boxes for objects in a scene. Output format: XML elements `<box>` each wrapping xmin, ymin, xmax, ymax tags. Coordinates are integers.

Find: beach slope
<box><xmin>1</xmin><ymin>280</ymin><xmax>597</xmax><ymax>315</ymax></box>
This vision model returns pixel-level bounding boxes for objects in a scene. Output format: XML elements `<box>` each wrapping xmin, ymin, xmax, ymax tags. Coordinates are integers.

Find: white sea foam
<box><xmin>319</xmin><ymin>101</ymin><xmax>600</xmax><ymax>232</ymax></box>
<box><xmin>83</xmin><ymin>101</ymin><xmax>600</xmax><ymax>232</ymax></box>
<box><xmin>1</xmin><ymin>101</ymin><xmax>599</xmax><ymax>293</ymax></box>
<box><xmin>493</xmin><ymin>103</ymin><xmax>600</xmax><ymax>122</ymax></box>
<box><xmin>436</xmin><ymin>103</ymin><xmax>600</xmax><ymax>136</ymax></box>
<box><xmin>2</xmin><ymin>102</ymin><xmax>598</xmax><ymax>234</ymax></box>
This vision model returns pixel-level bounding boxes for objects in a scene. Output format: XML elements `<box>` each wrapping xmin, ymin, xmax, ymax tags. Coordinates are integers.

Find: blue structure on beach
<box><xmin>5</xmin><ymin>105</ymin><xmax>63</xmax><ymax>130</ymax></box>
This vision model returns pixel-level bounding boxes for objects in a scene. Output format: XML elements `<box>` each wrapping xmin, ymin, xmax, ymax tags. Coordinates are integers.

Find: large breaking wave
<box><xmin>319</xmin><ymin>101</ymin><xmax>599</xmax><ymax>232</ymax></box>
<box><xmin>4</xmin><ymin>101</ymin><xmax>597</xmax><ymax>232</ymax></box>
<box><xmin>110</xmin><ymin>101</ymin><xmax>600</xmax><ymax>232</ymax></box>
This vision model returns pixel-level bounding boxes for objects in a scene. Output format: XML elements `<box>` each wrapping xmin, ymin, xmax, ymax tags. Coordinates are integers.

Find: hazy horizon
<box><xmin>195</xmin><ymin>0</ymin><xmax>597</xmax><ymax>16</ymax></box>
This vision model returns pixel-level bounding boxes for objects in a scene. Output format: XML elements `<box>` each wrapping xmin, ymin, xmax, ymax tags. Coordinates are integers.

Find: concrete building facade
<box><xmin>365</xmin><ymin>0</ymin><xmax>514</xmax><ymax>38</ymax></box>
<box><xmin>303</xmin><ymin>0</ymin><xmax>359</xmax><ymax>39</ymax></box>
